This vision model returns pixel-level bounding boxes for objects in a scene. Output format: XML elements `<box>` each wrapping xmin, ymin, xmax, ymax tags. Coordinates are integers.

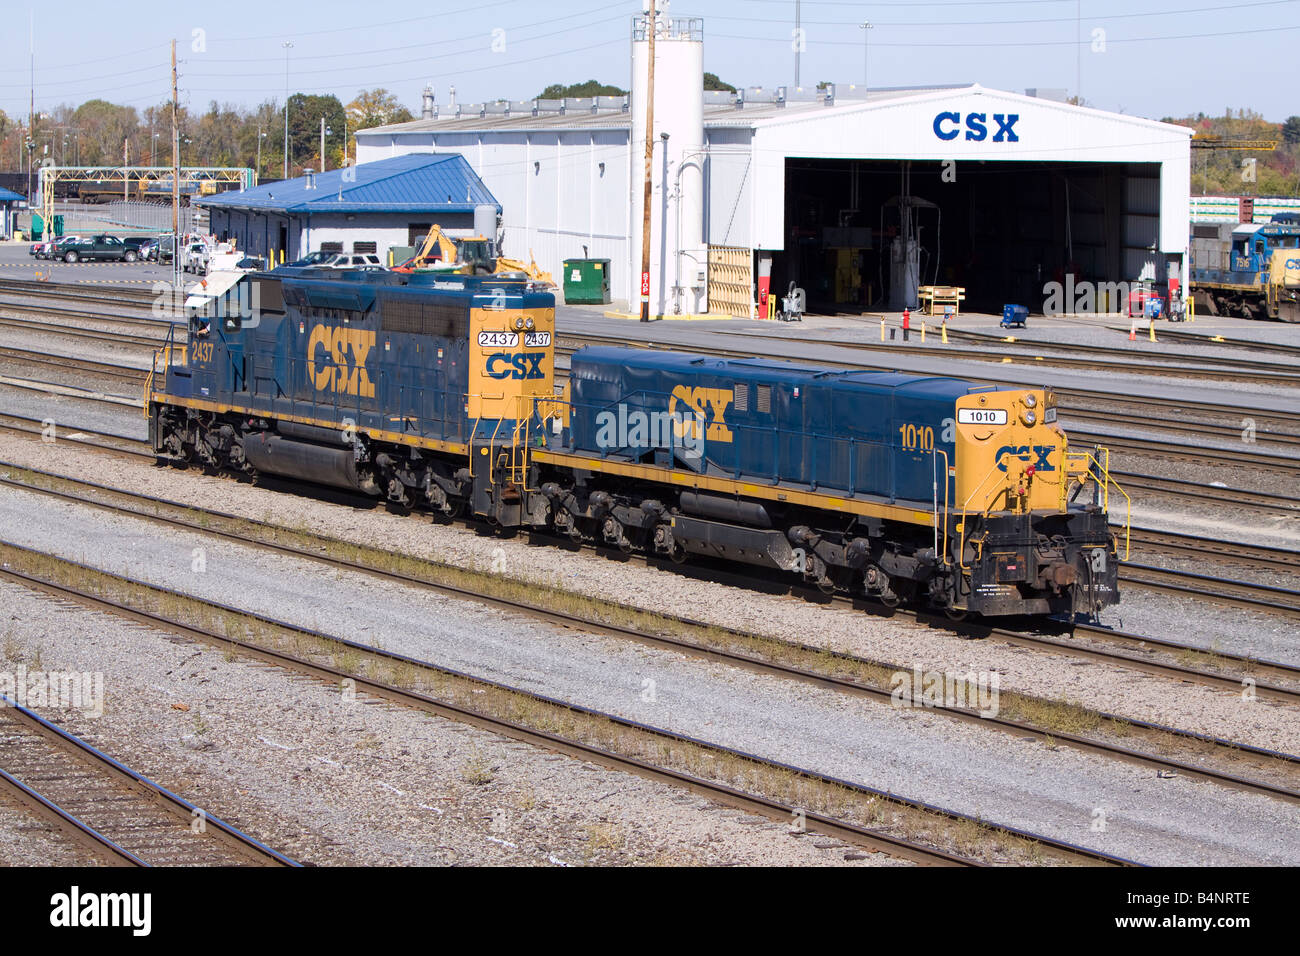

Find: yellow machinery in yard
<box><xmin>394</xmin><ymin>224</ymin><xmax>554</xmax><ymax>286</ymax></box>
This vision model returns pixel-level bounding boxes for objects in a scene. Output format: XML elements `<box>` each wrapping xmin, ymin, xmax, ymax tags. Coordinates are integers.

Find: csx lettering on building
<box><xmin>308</xmin><ymin>325</ymin><xmax>375</xmax><ymax>398</ymax></box>
<box><xmin>933</xmin><ymin>112</ymin><xmax>1020</xmax><ymax>142</ymax></box>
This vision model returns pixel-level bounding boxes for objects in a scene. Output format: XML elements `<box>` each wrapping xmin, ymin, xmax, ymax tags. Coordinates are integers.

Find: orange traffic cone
<box><xmin>1128</xmin><ymin>320</ymin><xmax>1136</xmax><ymax>342</ymax></box>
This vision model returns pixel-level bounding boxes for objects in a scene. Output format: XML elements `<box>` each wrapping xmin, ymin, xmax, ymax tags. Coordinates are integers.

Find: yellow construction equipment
<box><xmin>395</xmin><ymin>224</ymin><xmax>555</xmax><ymax>286</ymax></box>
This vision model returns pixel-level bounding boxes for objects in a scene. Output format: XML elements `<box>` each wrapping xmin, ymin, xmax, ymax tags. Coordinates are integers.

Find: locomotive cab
<box><xmin>952</xmin><ymin>388</ymin><xmax>1125</xmax><ymax>616</ymax></box>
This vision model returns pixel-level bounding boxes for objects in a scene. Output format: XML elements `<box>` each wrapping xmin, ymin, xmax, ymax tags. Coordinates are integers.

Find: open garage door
<box><xmin>777</xmin><ymin>158</ymin><xmax>1160</xmax><ymax>315</ymax></box>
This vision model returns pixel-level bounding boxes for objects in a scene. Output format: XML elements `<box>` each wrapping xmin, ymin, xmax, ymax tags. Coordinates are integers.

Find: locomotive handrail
<box><xmin>956</xmin><ymin>458</ymin><xmax>1012</xmax><ymax>571</ymax></box>
<box><xmin>931</xmin><ymin>448</ymin><xmax>950</xmax><ymax>566</ymax></box>
<box><xmin>1072</xmin><ymin>447</ymin><xmax>1131</xmax><ymax>561</ymax></box>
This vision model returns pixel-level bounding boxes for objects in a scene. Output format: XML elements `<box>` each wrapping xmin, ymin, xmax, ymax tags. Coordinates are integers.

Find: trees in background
<box><xmin>0</xmin><ymin>89</ymin><xmax>416</xmax><ymax>180</ymax></box>
<box><xmin>1166</xmin><ymin>108</ymin><xmax>1300</xmax><ymax>196</ymax></box>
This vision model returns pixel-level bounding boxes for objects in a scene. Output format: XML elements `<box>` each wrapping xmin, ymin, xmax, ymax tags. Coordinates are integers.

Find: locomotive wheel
<box><xmin>943</xmin><ymin>606</ymin><xmax>969</xmax><ymax>622</ymax></box>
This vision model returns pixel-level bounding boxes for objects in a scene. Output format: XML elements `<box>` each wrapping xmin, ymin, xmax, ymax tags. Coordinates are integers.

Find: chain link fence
<box><xmin>49</xmin><ymin>200</ymin><xmax>199</xmax><ymax>235</ymax></box>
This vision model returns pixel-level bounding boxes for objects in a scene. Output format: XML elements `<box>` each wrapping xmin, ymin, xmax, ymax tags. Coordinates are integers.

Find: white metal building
<box><xmin>356</xmin><ymin>12</ymin><xmax>1192</xmax><ymax>316</ymax></box>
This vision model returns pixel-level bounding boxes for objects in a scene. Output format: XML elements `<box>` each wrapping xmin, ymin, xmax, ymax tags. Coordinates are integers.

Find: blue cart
<box><xmin>1000</xmin><ymin>304</ymin><xmax>1028</xmax><ymax>329</ymax></box>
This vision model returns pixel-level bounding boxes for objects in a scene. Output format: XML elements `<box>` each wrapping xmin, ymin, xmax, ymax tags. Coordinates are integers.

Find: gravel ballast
<box><xmin>1</xmin><ymin>483</ymin><xmax>1296</xmax><ymax>865</ymax></box>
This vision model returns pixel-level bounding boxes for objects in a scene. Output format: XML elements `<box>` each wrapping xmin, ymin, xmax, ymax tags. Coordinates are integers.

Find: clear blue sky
<box><xmin>2</xmin><ymin>0</ymin><xmax>1297</xmax><ymax>124</ymax></box>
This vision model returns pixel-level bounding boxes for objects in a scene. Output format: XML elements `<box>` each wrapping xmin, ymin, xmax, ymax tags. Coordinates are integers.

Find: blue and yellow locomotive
<box><xmin>147</xmin><ymin>266</ymin><xmax>1125</xmax><ymax>618</ymax></box>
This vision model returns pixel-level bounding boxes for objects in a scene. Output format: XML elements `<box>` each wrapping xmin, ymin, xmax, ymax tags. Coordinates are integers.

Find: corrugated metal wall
<box><xmin>1123</xmin><ymin>166</ymin><xmax>1161</xmax><ymax>281</ymax></box>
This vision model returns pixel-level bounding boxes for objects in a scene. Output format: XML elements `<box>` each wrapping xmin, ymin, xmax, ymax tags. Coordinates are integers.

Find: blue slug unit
<box><xmin>568</xmin><ymin>346</ymin><xmax>974</xmax><ymax>504</ymax></box>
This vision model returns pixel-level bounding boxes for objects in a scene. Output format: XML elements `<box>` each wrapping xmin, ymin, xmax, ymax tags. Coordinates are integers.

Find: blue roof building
<box><xmin>0</xmin><ymin>186</ymin><xmax>25</xmax><ymax>239</ymax></box>
<box><xmin>197</xmin><ymin>153</ymin><xmax>500</xmax><ymax>266</ymax></box>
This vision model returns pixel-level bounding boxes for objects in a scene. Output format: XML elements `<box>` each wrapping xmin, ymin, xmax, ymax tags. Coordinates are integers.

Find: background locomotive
<box><xmin>1189</xmin><ymin>213</ymin><xmax>1300</xmax><ymax>322</ymax></box>
<box><xmin>147</xmin><ymin>267</ymin><xmax>1125</xmax><ymax>619</ymax></box>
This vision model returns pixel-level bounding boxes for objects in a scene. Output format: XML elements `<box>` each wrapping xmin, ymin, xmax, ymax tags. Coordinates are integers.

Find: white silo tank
<box><xmin>630</xmin><ymin>6</ymin><xmax>705</xmax><ymax>316</ymax></box>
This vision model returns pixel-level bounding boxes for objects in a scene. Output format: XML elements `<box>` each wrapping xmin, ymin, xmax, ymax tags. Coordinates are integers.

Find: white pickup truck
<box><xmin>183</xmin><ymin>240</ymin><xmax>244</xmax><ymax>275</ymax></box>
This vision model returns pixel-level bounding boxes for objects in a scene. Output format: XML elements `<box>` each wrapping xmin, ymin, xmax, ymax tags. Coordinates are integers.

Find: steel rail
<box><xmin>3</xmin><ymin>465</ymin><xmax>1297</xmax><ymax>803</ymax></box>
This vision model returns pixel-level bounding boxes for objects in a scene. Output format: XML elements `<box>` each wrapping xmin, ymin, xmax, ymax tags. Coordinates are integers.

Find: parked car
<box><xmin>61</xmin><ymin>235</ymin><xmax>140</xmax><ymax>263</ymax></box>
<box><xmin>286</xmin><ymin>250</ymin><xmax>335</xmax><ymax>267</ymax></box>
<box><xmin>48</xmin><ymin>236</ymin><xmax>85</xmax><ymax>260</ymax></box>
<box><xmin>122</xmin><ymin>237</ymin><xmax>153</xmax><ymax>256</ymax></box>
<box><xmin>148</xmin><ymin>236</ymin><xmax>178</xmax><ymax>263</ymax></box>
<box><xmin>307</xmin><ymin>253</ymin><xmax>385</xmax><ymax>270</ymax></box>
<box><xmin>182</xmin><ymin>242</ymin><xmax>210</xmax><ymax>274</ymax></box>
<box><xmin>32</xmin><ymin>237</ymin><xmax>72</xmax><ymax>259</ymax></box>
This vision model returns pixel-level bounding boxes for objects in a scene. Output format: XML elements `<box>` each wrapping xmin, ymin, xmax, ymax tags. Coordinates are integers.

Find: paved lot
<box><xmin>0</xmin><ymin>240</ymin><xmax>176</xmax><ymax>285</ymax></box>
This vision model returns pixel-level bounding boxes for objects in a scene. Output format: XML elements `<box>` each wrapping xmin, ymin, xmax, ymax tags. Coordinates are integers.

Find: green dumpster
<box><xmin>562</xmin><ymin>258</ymin><xmax>611</xmax><ymax>305</ymax></box>
<box><xmin>31</xmin><ymin>214</ymin><xmax>43</xmax><ymax>241</ymax></box>
<box><xmin>52</xmin><ymin>214</ymin><xmax>64</xmax><ymax>238</ymax></box>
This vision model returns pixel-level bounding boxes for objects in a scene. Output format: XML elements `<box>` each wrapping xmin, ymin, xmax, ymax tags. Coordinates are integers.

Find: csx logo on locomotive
<box><xmin>668</xmin><ymin>385</ymin><xmax>733</xmax><ymax>441</ymax></box>
<box><xmin>308</xmin><ymin>324</ymin><xmax>375</xmax><ymax>398</ymax></box>
<box><xmin>995</xmin><ymin>444</ymin><xmax>1056</xmax><ymax>472</ymax></box>
<box><xmin>485</xmin><ymin>352</ymin><xmax>547</xmax><ymax>380</ymax></box>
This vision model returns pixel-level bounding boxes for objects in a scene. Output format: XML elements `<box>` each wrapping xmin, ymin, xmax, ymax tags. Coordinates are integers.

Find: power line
<box><xmin>717</xmin><ymin>0</ymin><xmax>1294</xmax><ymax>28</ymax></box>
<box><xmin>713</xmin><ymin>21</ymin><xmax>1300</xmax><ymax>46</ymax></box>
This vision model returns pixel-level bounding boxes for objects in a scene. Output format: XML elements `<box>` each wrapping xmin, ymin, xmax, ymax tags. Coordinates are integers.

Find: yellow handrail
<box><xmin>931</xmin><ymin>448</ymin><xmax>950</xmax><ymax>565</ymax></box>
<box><xmin>1082</xmin><ymin>447</ymin><xmax>1130</xmax><ymax>561</ymax></box>
<box><xmin>957</xmin><ymin>458</ymin><xmax>1013</xmax><ymax>570</ymax></box>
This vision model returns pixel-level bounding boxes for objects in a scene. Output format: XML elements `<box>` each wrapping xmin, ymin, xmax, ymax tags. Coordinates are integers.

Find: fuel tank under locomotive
<box><xmin>241</xmin><ymin>431</ymin><xmax>380</xmax><ymax>495</ymax></box>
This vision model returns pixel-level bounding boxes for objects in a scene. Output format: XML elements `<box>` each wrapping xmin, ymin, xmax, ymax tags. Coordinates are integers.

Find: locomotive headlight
<box><xmin>525</xmin><ymin>316</ymin><xmax>535</xmax><ymax>330</ymax></box>
<box><xmin>1022</xmin><ymin>409</ymin><xmax>1037</xmax><ymax>427</ymax></box>
<box><xmin>1023</xmin><ymin>394</ymin><xmax>1037</xmax><ymax>408</ymax></box>
<box><xmin>513</xmin><ymin>316</ymin><xmax>525</xmax><ymax>331</ymax></box>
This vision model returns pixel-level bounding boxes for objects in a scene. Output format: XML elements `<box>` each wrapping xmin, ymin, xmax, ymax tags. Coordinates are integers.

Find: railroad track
<box><xmin>0</xmin><ymin>693</ymin><xmax>295</xmax><ymax>867</ymax></box>
<box><xmin>1113</xmin><ymin>471</ymin><xmax>1300</xmax><ymax>517</ymax></box>
<box><xmin>0</xmin><ymin>412</ymin><xmax>152</xmax><ymax>458</ymax></box>
<box><xmin>1120</xmin><ymin>561</ymin><xmax>1300</xmax><ymax>622</ymax></box>
<box><xmin>1067</xmin><ymin>429</ymin><xmax>1300</xmax><ymax>475</ymax></box>
<box><xmin>2</xmin><ymin>463</ymin><xmax>1298</xmax><ymax>810</ymax></box>
<box><xmin>0</xmin><ymin>538</ymin><xmax>1144</xmax><ymax>868</ymax></box>
<box><xmin>726</xmin><ymin>327</ymin><xmax>1300</xmax><ymax>387</ymax></box>
<box><xmin>1063</xmin><ymin>407</ymin><xmax>1300</xmax><ymax>453</ymax></box>
<box><xmin>0</xmin><ymin>279</ymin><xmax>158</xmax><ymax>311</ymax></box>
<box><xmin>0</xmin><ymin>312</ymin><xmax>172</xmax><ymax>349</ymax></box>
<box><xmin>1129</xmin><ymin>526</ymin><xmax>1300</xmax><ymax>573</ymax></box>
<box><xmin>0</xmin><ymin>345</ymin><xmax>149</xmax><ymax>385</ymax></box>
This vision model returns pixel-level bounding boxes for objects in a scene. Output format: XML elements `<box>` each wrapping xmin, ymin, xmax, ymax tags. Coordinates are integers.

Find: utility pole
<box><xmin>639</xmin><ymin>0</ymin><xmax>657</xmax><ymax>322</ymax></box>
<box><xmin>171</xmin><ymin>38</ymin><xmax>181</xmax><ymax>294</ymax></box>
<box><xmin>794</xmin><ymin>0</ymin><xmax>801</xmax><ymax>89</ymax></box>
<box><xmin>28</xmin><ymin>12</ymin><xmax>35</xmax><ymax>208</ymax></box>
<box><xmin>282</xmin><ymin>41</ymin><xmax>293</xmax><ymax>179</ymax></box>
<box><xmin>319</xmin><ymin>116</ymin><xmax>325</xmax><ymax>172</ymax></box>
<box><xmin>123</xmin><ymin>138</ymin><xmax>129</xmax><ymax>203</ymax></box>
<box><xmin>255</xmin><ymin>125</ymin><xmax>264</xmax><ymax>181</ymax></box>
